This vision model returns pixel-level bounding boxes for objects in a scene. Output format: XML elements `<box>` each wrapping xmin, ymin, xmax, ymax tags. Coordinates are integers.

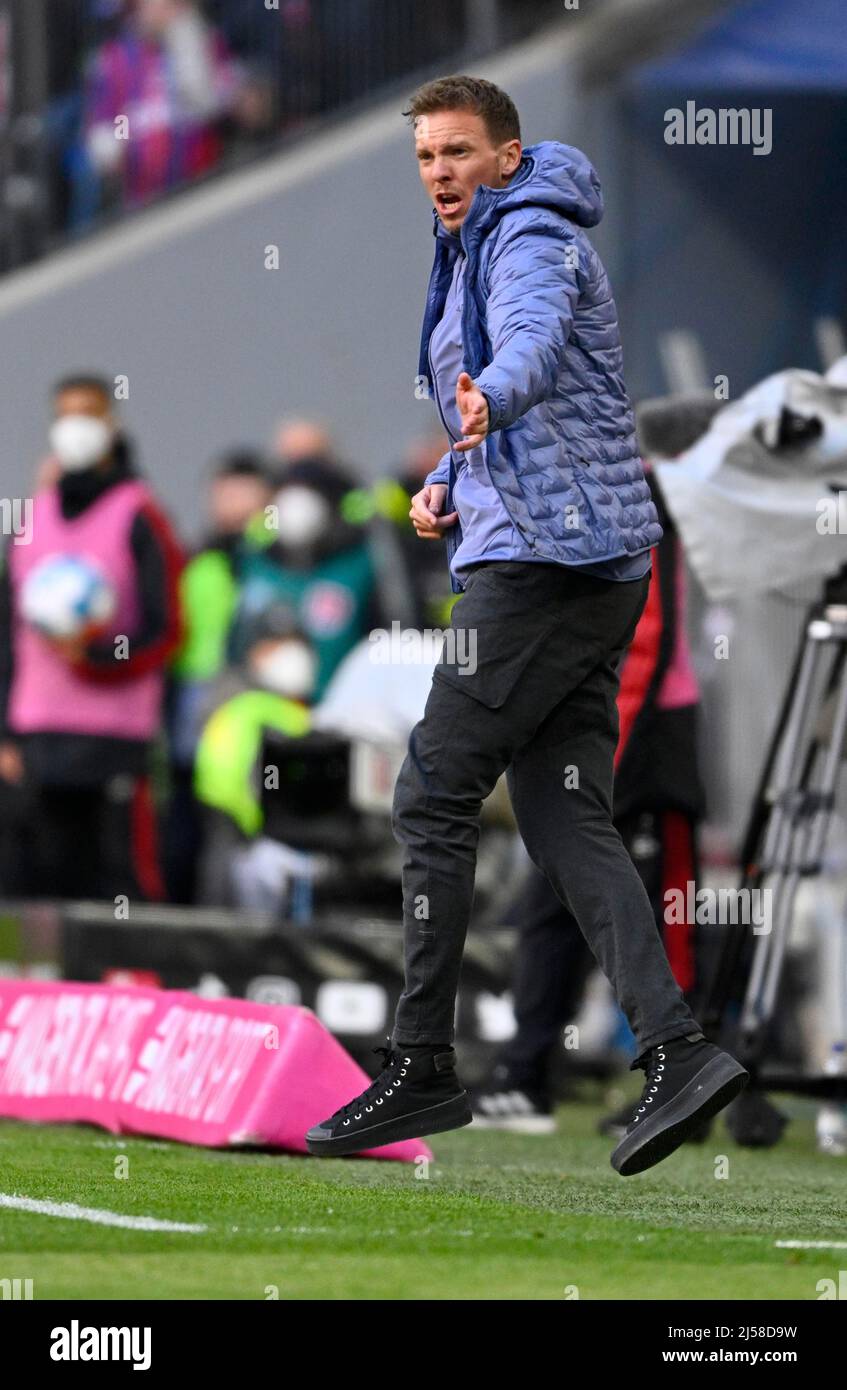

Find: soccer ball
<box><xmin>20</xmin><ymin>553</ymin><xmax>117</xmax><ymax>640</ymax></box>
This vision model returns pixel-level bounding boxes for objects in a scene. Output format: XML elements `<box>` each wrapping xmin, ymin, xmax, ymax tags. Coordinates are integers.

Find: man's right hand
<box><xmin>410</xmin><ymin>483</ymin><xmax>458</xmax><ymax>541</ymax></box>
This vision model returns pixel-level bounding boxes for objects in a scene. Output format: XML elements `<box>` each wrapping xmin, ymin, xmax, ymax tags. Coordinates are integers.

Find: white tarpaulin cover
<box><xmin>313</xmin><ymin>633</ymin><xmax>438</xmax><ymax>742</ymax></box>
<box><xmin>655</xmin><ymin>359</ymin><xmax>847</xmax><ymax>601</ymax></box>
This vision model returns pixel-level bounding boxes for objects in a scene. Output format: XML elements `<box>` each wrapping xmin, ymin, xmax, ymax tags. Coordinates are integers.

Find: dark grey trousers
<box><xmin>390</xmin><ymin>559</ymin><xmax>700</xmax><ymax>1054</ymax></box>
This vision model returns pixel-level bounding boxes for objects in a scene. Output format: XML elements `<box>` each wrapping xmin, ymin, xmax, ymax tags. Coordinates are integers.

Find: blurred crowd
<box><xmin>40</xmin><ymin>0</ymin><xmax>464</xmax><ymax>240</ymax></box>
<box><xmin>0</xmin><ymin>373</ymin><xmax>458</xmax><ymax>906</ymax></box>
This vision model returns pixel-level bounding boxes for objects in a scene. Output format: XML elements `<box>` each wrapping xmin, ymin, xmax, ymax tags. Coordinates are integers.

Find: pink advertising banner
<box><xmin>0</xmin><ymin>980</ymin><xmax>431</xmax><ymax>1163</ymax></box>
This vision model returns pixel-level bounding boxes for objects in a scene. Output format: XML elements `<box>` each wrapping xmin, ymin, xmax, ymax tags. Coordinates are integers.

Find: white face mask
<box><xmin>253</xmin><ymin>641</ymin><xmax>317</xmax><ymax>700</ymax></box>
<box><xmin>273</xmin><ymin>486</ymin><xmax>331</xmax><ymax>547</ymax></box>
<box><xmin>49</xmin><ymin>415</ymin><xmax>114</xmax><ymax>472</ymax></box>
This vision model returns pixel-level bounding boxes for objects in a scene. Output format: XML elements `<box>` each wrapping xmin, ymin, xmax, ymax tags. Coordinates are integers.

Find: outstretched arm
<box><xmin>473</xmin><ymin>225</ymin><xmax>581</xmax><ymax>432</ymax></box>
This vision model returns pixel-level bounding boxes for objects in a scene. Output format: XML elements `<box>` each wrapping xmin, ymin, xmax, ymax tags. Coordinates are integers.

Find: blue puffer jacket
<box><xmin>419</xmin><ymin>140</ymin><xmax>662</xmax><ymax>594</ymax></box>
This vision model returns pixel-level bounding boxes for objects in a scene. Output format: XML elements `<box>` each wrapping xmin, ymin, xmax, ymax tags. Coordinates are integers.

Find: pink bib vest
<box><xmin>8</xmin><ymin>479</ymin><xmax>163</xmax><ymax>739</ymax></box>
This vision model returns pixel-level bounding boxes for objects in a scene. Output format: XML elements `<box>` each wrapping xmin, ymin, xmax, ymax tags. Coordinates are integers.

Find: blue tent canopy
<box><xmin>631</xmin><ymin>0</ymin><xmax>847</xmax><ymax>92</ymax></box>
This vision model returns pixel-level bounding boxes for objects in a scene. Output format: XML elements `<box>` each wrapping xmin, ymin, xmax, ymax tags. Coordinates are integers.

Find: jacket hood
<box><xmin>433</xmin><ymin>140</ymin><xmax>603</xmax><ymax>245</ymax></box>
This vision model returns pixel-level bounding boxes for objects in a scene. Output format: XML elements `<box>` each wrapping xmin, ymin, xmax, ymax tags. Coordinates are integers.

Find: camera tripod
<box><xmin>699</xmin><ymin>565</ymin><xmax>847</xmax><ymax>1146</ymax></box>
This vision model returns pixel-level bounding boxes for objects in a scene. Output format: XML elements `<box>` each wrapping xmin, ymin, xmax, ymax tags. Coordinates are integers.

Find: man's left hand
<box><xmin>455</xmin><ymin>371</ymin><xmax>489</xmax><ymax>451</ymax></box>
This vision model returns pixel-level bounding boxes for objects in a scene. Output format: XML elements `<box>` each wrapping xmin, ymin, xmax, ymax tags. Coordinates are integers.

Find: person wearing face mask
<box><xmin>0</xmin><ymin>374</ymin><xmax>184</xmax><ymax>901</ymax></box>
<box><xmin>230</xmin><ymin>456</ymin><xmax>385</xmax><ymax>698</ymax></box>
<box><xmin>193</xmin><ymin>604</ymin><xmax>317</xmax><ymax>907</ymax></box>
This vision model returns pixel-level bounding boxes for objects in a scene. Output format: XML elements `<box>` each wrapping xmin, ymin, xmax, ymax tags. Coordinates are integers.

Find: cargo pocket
<box><xmin>432</xmin><ymin>565</ymin><xmax>559</xmax><ymax>711</ymax></box>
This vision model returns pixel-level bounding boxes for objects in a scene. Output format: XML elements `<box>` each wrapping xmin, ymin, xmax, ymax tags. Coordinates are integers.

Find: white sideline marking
<box><xmin>0</xmin><ymin>1193</ymin><xmax>207</xmax><ymax>1233</ymax></box>
<box><xmin>775</xmin><ymin>1240</ymin><xmax>847</xmax><ymax>1250</ymax></box>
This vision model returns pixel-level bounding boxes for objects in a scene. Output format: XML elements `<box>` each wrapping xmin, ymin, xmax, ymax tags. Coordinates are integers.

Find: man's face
<box><xmin>414</xmin><ymin>108</ymin><xmax>521</xmax><ymax>233</ymax></box>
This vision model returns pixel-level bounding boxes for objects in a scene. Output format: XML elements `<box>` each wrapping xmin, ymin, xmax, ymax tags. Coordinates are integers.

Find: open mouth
<box><xmin>436</xmin><ymin>191</ymin><xmax>462</xmax><ymax>214</ymax></box>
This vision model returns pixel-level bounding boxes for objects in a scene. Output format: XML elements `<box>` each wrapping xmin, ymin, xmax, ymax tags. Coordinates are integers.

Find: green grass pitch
<box><xmin>0</xmin><ymin>1088</ymin><xmax>843</xmax><ymax>1300</ymax></box>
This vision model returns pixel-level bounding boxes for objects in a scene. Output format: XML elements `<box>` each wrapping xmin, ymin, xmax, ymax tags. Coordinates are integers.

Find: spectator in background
<box><xmin>230</xmin><ymin>455</ymin><xmax>384</xmax><ymax>697</ymax></box>
<box><xmin>171</xmin><ymin>447</ymin><xmax>273</xmax><ymax>702</ymax></box>
<box><xmin>77</xmin><ymin>0</ymin><xmax>242</xmax><ymax>224</ymax></box>
<box><xmin>193</xmin><ymin>601</ymin><xmax>317</xmax><ymax>908</ymax></box>
<box><xmin>270</xmin><ymin>417</ymin><xmax>420</xmax><ymax>627</ymax></box>
<box><xmin>208</xmin><ymin>446</ymin><xmax>274</xmax><ymax>538</ymax></box>
<box><xmin>0</xmin><ymin>375</ymin><xmax>184</xmax><ymax>901</ymax></box>
<box><xmin>164</xmin><ymin>447</ymin><xmax>273</xmax><ymax>902</ymax></box>
<box><xmin>271</xmin><ymin>417</ymin><xmax>337</xmax><ymax>473</ymax></box>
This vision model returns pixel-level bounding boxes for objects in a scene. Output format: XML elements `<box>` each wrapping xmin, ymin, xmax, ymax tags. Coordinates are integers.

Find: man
<box><xmin>0</xmin><ymin>374</ymin><xmax>184</xmax><ymax>900</ymax></box>
<box><xmin>306</xmin><ymin>75</ymin><xmax>746</xmax><ymax>1176</ymax></box>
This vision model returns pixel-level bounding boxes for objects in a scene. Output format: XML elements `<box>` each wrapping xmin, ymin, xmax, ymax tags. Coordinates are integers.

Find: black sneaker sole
<box><xmin>598</xmin><ymin>1113</ymin><xmax>714</xmax><ymax>1143</ymax></box>
<box><xmin>305</xmin><ymin>1091</ymin><xmax>473</xmax><ymax>1157</ymax></box>
<box><xmin>610</xmin><ymin>1053</ymin><xmax>749</xmax><ymax>1177</ymax></box>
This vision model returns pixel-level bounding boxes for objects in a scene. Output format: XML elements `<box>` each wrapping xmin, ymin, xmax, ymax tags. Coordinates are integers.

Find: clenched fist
<box><xmin>409</xmin><ymin>483</ymin><xmax>458</xmax><ymax>540</ymax></box>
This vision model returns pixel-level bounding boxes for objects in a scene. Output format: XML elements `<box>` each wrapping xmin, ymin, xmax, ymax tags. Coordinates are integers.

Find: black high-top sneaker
<box><xmin>305</xmin><ymin>1040</ymin><xmax>473</xmax><ymax>1157</ymax></box>
<box><xmin>610</xmin><ymin>1033</ymin><xmax>748</xmax><ymax>1176</ymax></box>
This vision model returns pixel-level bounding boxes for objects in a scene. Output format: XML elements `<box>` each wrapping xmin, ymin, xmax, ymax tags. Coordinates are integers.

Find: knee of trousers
<box><xmin>391</xmin><ymin>755</ymin><xmax>484</xmax><ymax>850</ymax></box>
<box><xmin>517</xmin><ymin>812</ymin><xmax>609</xmax><ymax>886</ymax></box>
<box><xmin>391</xmin><ymin>753</ymin><xmax>429</xmax><ymax>844</ymax></box>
